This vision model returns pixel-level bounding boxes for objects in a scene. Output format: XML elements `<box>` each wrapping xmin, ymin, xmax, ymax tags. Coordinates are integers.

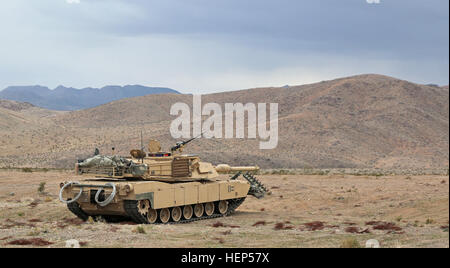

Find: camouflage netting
<box><xmin>78</xmin><ymin>155</ymin><xmax>148</xmax><ymax>176</ymax></box>
<box><xmin>78</xmin><ymin>155</ymin><xmax>132</xmax><ymax>168</ymax></box>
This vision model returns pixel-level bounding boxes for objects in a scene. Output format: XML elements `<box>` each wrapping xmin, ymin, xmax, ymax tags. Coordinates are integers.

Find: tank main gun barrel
<box><xmin>215</xmin><ymin>164</ymin><xmax>260</xmax><ymax>173</ymax></box>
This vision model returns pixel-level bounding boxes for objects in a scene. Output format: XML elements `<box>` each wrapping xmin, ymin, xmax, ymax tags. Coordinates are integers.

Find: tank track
<box><xmin>67</xmin><ymin>198</ymin><xmax>246</xmax><ymax>225</ymax></box>
<box><xmin>124</xmin><ymin>200</ymin><xmax>148</xmax><ymax>223</ymax></box>
<box><xmin>68</xmin><ymin>202</ymin><xmax>129</xmax><ymax>223</ymax></box>
<box><xmin>67</xmin><ymin>202</ymin><xmax>89</xmax><ymax>221</ymax></box>
<box><xmin>124</xmin><ymin>198</ymin><xmax>246</xmax><ymax>225</ymax></box>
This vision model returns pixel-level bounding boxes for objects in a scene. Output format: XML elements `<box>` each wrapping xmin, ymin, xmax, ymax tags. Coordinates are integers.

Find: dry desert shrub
<box><xmin>211</xmin><ymin>221</ymin><xmax>240</xmax><ymax>228</ymax></box>
<box><xmin>37</xmin><ymin>182</ymin><xmax>46</xmax><ymax>193</ymax></box>
<box><xmin>365</xmin><ymin>221</ymin><xmax>403</xmax><ymax>233</ymax></box>
<box><xmin>252</xmin><ymin>221</ymin><xmax>267</xmax><ymax>227</ymax></box>
<box><xmin>212</xmin><ymin>222</ymin><xmax>224</xmax><ymax>228</ymax></box>
<box><xmin>345</xmin><ymin>226</ymin><xmax>371</xmax><ymax>234</ymax></box>
<box><xmin>134</xmin><ymin>225</ymin><xmax>146</xmax><ymax>234</ymax></box>
<box><xmin>340</xmin><ymin>238</ymin><xmax>361</xmax><ymax>248</ymax></box>
<box><xmin>28</xmin><ymin>199</ymin><xmax>40</xmax><ymax>208</ymax></box>
<box><xmin>273</xmin><ymin>222</ymin><xmax>294</xmax><ymax>230</ymax></box>
<box><xmin>302</xmin><ymin>221</ymin><xmax>325</xmax><ymax>231</ymax></box>
<box><xmin>7</xmin><ymin>238</ymin><xmax>53</xmax><ymax>246</ymax></box>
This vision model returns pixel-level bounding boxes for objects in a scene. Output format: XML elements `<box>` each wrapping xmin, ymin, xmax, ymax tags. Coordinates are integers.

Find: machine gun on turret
<box><xmin>170</xmin><ymin>133</ymin><xmax>203</xmax><ymax>154</ymax></box>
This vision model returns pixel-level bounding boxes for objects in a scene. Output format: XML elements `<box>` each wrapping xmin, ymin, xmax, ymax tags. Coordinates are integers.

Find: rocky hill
<box><xmin>0</xmin><ymin>85</ymin><xmax>179</xmax><ymax>110</ymax></box>
<box><xmin>0</xmin><ymin>74</ymin><xmax>448</xmax><ymax>170</ymax></box>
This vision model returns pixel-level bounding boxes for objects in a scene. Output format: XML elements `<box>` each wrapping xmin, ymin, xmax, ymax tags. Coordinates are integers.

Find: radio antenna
<box><xmin>140</xmin><ymin>130</ymin><xmax>144</xmax><ymax>163</ymax></box>
<box><xmin>140</xmin><ymin>131</ymin><xmax>144</xmax><ymax>151</ymax></box>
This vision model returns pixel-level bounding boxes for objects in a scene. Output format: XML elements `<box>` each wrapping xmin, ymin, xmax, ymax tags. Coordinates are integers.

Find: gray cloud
<box><xmin>0</xmin><ymin>0</ymin><xmax>448</xmax><ymax>93</ymax></box>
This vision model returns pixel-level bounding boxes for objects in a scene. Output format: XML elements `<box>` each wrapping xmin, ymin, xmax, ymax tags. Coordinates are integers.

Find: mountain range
<box><xmin>0</xmin><ymin>74</ymin><xmax>448</xmax><ymax>170</ymax></box>
<box><xmin>0</xmin><ymin>85</ymin><xmax>179</xmax><ymax>110</ymax></box>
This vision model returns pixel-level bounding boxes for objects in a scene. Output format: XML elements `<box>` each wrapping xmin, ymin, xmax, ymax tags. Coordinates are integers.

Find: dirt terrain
<box><xmin>0</xmin><ymin>170</ymin><xmax>448</xmax><ymax>248</ymax></box>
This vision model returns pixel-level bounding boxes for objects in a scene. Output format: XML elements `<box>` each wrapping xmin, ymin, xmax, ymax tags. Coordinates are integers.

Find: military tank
<box><xmin>59</xmin><ymin>137</ymin><xmax>269</xmax><ymax>224</ymax></box>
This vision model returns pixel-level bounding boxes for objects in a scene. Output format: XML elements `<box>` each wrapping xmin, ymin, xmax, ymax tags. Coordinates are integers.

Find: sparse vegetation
<box><xmin>134</xmin><ymin>225</ymin><xmax>146</xmax><ymax>234</ymax></box>
<box><xmin>37</xmin><ymin>182</ymin><xmax>46</xmax><ymax>194</ymax></box>
<box><xmin>340</xmin><ymin>238</ymin><xmax>361</xmax><ymax>248</ymax></box>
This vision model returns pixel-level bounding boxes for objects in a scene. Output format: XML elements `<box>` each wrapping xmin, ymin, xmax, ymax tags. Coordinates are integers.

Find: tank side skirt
<box><xmin>131</xmin><ymin>181</ymin><xmax>249</xmax><ymax>209</ymax></box>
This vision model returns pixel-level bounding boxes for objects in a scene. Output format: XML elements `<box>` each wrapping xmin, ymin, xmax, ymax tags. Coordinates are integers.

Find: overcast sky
<box><xmin>0</xmin><ymin>0</ymin><xmax>448</xmax><ymax>93</ymax></box>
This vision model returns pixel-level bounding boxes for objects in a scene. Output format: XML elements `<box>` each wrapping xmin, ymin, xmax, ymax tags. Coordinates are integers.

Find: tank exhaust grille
<box><xmin>172</xmin><ymin>158</ymin><xmax>190</xmax><ymax>177</ymax></box>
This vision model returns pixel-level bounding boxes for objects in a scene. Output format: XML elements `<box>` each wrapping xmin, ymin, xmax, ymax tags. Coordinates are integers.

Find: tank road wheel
<box><xmin>147</xmin><ymin>209</ymin><xmax>158</xmax><ymax>224</ymax></box>
<box><xmin>171</xmin><ymin>207</ymin><xmax>182</xmax><ymax>222</ymax></box>
<box><xmin>137</xmin><ymin>200</ymin><xmax>150</xmax><ymax>215</ymax></box>
<box><xmin>217</xmin><ymin>200</ymin><xmax>228</xmax><ymax>215</ymax></box>
<box><xmin>183</xmin><ymin>205</ymin><xmax>193</xmax><ymax>220</ymax></box>
<box><xmin>205</xmin><ymin>202</ymin><xmax>214</xmax><ymax>216</ymax></box>
<box><xmin>194</xmin><ymin>204</ymin><xmax>204</xmax><ymax>218</ymax></box>
<box><xmin>159</xmin><ymin>208</ymin><xmax>170</xmax><ymax>223</ymax></box>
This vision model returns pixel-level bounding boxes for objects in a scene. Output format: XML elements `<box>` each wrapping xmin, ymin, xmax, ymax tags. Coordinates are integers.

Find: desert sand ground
<box><xmin>0</xmin><ymin>170</ymin><xmax>448</xmax><ymax>248</ymax></box>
